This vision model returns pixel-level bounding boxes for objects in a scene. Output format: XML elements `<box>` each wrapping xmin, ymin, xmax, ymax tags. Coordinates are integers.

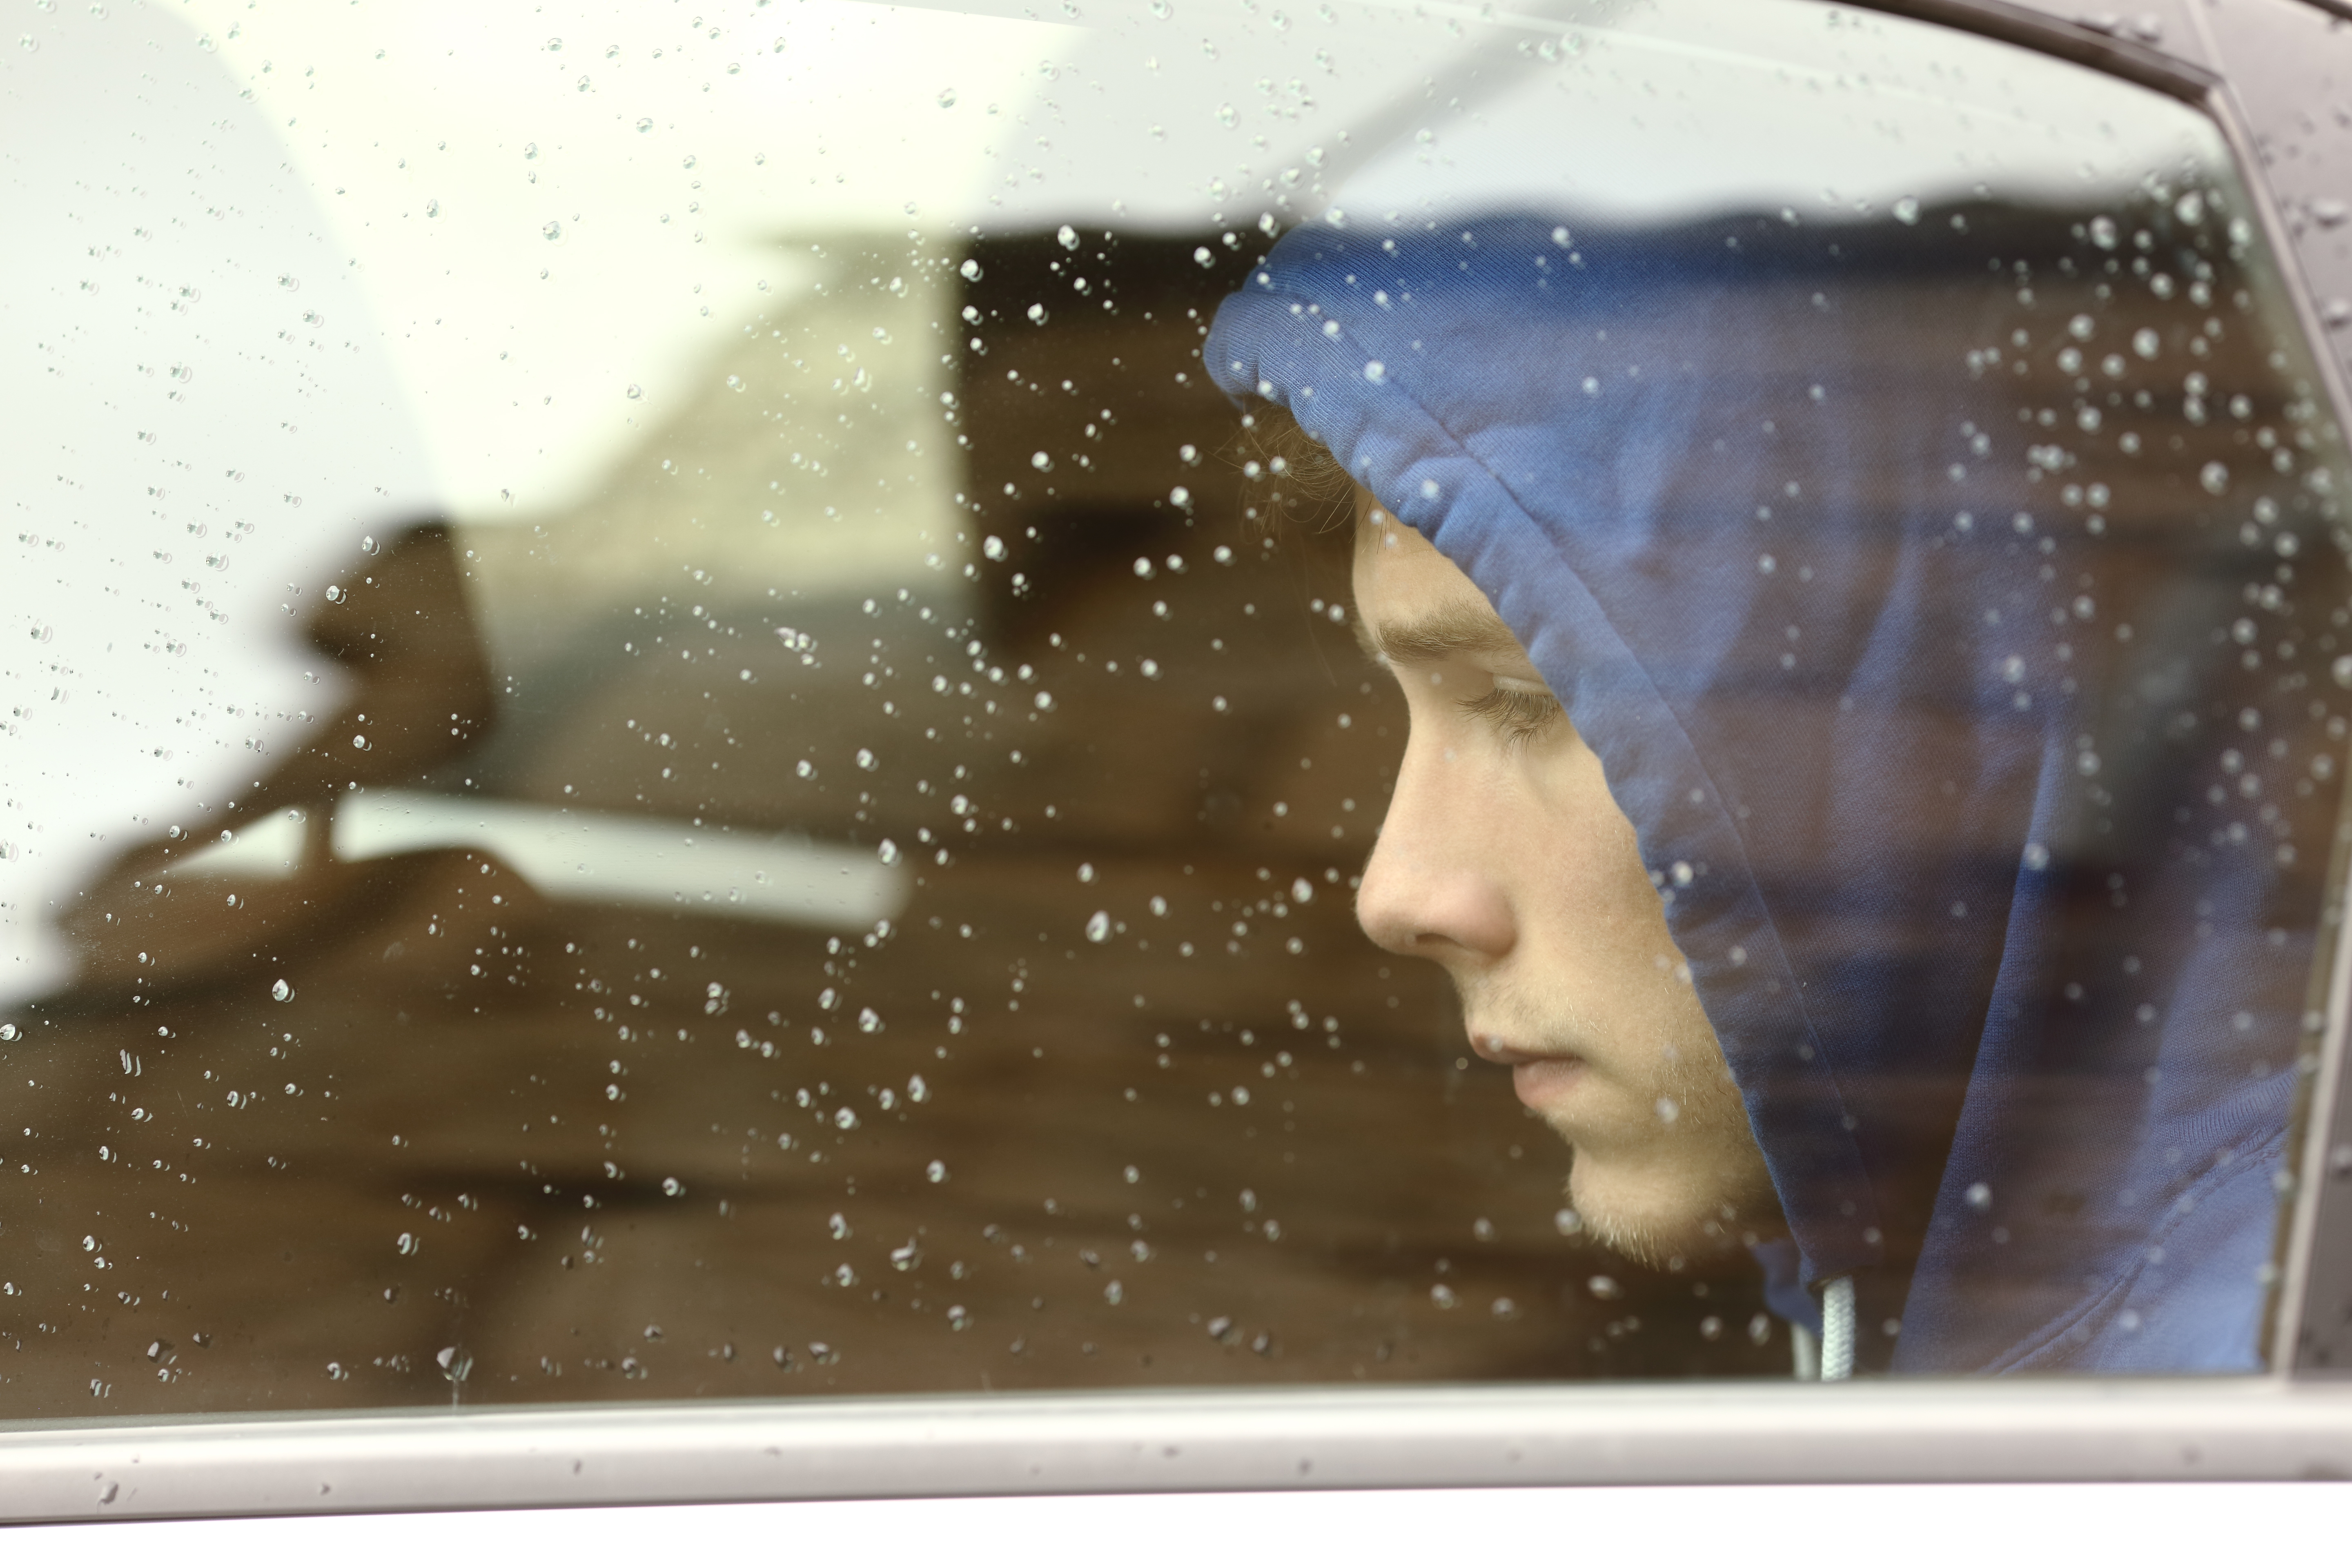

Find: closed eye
<box><xmin>1456</xmin><ymin>680</ymin><xmax>1563</xmax><ymax>746</ymax></box>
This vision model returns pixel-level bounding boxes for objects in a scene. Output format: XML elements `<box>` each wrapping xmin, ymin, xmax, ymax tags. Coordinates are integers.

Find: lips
<box><xmin>1510</xmin><ymin>1055</ymin><xmax>1587</xmax><ymax>1110</ymax></box>
<box><xmin>1468</xmin><ymin>1029</ymin><xmax>1589</xmax><ymax>1111</ymax></box>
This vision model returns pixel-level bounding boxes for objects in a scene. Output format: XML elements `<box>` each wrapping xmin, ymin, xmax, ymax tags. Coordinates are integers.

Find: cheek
<box><xmin>1519</xmin><ymin>746</ymin><xmax>1659</xmax><ymax>925</ymax></box>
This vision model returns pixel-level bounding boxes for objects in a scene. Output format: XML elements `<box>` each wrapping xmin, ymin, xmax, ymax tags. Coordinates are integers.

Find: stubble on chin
<box><xmin>1449</xmin><ymin>969</ymin><xmax>1781</xmax><ymax>1267</ymax></box>
<box><xmin>1563</xmin><ymin>1140</ymin><xmax>1779</xmax><ymax>1272</ymax></box>
<box><xmin>1542</xmin><ymin>1027</ymin><xmax>1779</xmax><ymax>1271</ymax></box>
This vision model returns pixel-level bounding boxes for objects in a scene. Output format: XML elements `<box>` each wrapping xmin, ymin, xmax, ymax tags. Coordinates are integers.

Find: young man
<box><xmin>1204</xmin><ymin>204</ymin><xmax>2342</xmax><ymax>1376</ymax></box>
<box><xmin>1346</xmin><ymin>485</ymin><xmax>1782</xmax><ymax>1274</ymax></box>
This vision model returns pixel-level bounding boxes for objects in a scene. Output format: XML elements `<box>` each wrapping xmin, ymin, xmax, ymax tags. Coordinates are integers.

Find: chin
<box><xmin>1566</xmin><ymin>1157</ymin><xmax>1764</xmax><ymax>1271</ymax></box>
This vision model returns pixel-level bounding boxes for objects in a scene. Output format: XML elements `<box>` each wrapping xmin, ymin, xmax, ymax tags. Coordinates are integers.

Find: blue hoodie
<box><xmin>1206</xmin><ymin>203</ymin><xmax>2347</xmax><ymax>1374</ymax></box>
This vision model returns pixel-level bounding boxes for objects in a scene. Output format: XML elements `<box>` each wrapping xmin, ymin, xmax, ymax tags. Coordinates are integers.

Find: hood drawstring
<box><xmin>1820</xmin><ymin>1274</ymin><xmax>1855</xmax><ymax>1381</ymax></box>
<box><xmin>1792</xmin><ymin>1275</ymin><xmax>1857</xmax><ymax>1381</ymax></box>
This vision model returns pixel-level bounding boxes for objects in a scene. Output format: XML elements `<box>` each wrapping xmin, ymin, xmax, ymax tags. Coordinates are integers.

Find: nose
<box><xmin>1355</xmin><ymin>735</ymin><xmax>1517</xmax><ymax>964</ymax></box>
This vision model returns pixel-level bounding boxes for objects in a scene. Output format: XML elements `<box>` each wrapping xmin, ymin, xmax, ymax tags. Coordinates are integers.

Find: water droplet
<box><xmin>927</xmin><ymin>1159</ymin><xmax>948</xmax><ymax>1183</ymax></box>
<box><xmin>2200</xmin><ymin>461</ymin><xmax>2229</xmax><ymax>495</ymax></box>
<box><xmin>878</xmin><ymin>839</ymin><xmax>900</xmax><ymax>867</ymax></box>
<box><xmin>1033</xmin><ymin>691</ymin><xmax>1055</xmax><ymax>712</ymax></box>
<box><xmin>829</xmin><ymin>1212</ymin><xmax>851</xmax><ymax>1239</ymax></box>
<box><xmin>858</xmin><ymin>1007</ymin><xmax>882</xmax><ymax>1033</ymax></box>
<box><xmin>1085</xmin><ymin>910</ymin><xmax>1112</xmax><ymax>943</ymax></box>
<box><xmin>937</xmin><ymin>87</ymin><xmax>958</xmax><ymax>108</ymax></box>
<box><xmin>625</xmin><ymin>384</ymin><xmax>642</xmax><ymax>400</ymax></box>
<box><xmin>271</xmin><ymin>979</ymin><xmax>292</xmax><ymax>1002</ymax></box>
<box><xmin>424</xmin><ymin>198</ymin><xmax>441</xmax><ymax>218</ymax></box>
<box><xmin>855</xmin><ymin>748</ymin><xmax>877</xmax><ymax>771</ymax></box>
<box><xmin>1966</xmin><ymin>1181</ymin><xmax>1993</xmax><ymax>1212</ymax></box>
<box><xmin>891</xmin><ymin>1239</ymin><xmax>922</xmax><ymax>1270</ymax></box>
<box><xmin>960</xmin><ymin>258</ymin><xmax>983</xmax><ymax>282</ymax></box>
<box><xmin>1363</xmin><ymin>360</ymin><xmax>1385</xmax><ymax>383</ymax></box>
<box><xmin>982</xmin><ymin>535</ymin><xmax>1008</xmax><ymax>561</ymax></box>
<box><xmin>396</xmin><ymin>1231</ymin><xmax>419</xmax><ymax>1255</ymax></box>
<box><xmin>1587</xmin><ymin>1275</ymin><xmax>1621</xmax><ymax>1300</ymax></box>
<box><xmin>0</xmin><ymin>1024</ymin><xmax>16</xmax><ymax>1042</ymax></box>
<box><xmin>1056</xmin><ymin>224</ymin><xmax>1080</xmax><ymax>251</ymax></box>
<box><xmin>1554</xmin><ymin>1208</ymin><xmax>1583</xmax><ymax>1235</ymax></box>
<box><xmin>2332</xmin><ymin>655</ymin><xmax>2352</xmax><ymax>689</ymax></box>
<box><xmin>2133</xmin><ymin>327</ymin><xmax>2160</xmax><ymax>359</ymax></box>
<box><xmin>833</xmin><ymin>1106</ymin><xmax>858</xmax><ymax>1130</ymax></box>
<box><xmin>1892</xmin><ymin>196</ymin><xmax>1920</xmax><ymax>225</ymax></box>
<box><xmin>662</xmin><ymin>1176</ymin><xmax>684</xmax><ymax>1196</ymax></box>
<box><xmin>2022</xmin><ymin>842</ymin><xmax>2050</xmax><ymax>871</ymax></box>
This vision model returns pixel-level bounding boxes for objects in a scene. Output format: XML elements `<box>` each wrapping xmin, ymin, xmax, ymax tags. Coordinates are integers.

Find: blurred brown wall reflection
<box><xmin>0</xmin><ymin>227</ymin><xmax>1782</xmax><ymax>1416</ymax></box>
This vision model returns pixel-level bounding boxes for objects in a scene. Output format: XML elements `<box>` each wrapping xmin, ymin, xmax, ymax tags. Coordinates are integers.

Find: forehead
<box><xmin>1349</xmin><ymin>487</ymin><xmax>1527</xmax><ymax>666</ymax></box>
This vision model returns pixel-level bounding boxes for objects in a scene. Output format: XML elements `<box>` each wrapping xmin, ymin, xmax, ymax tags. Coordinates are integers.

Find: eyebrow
<box><xmin>1354</xmin><ymin>601</ymin><xmax>1524</xmax><ymax>666</ymax></box>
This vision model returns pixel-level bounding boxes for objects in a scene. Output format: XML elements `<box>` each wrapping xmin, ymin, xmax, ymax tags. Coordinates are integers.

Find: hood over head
<box><xmin>1206</xmin><ymin>200</ymin><xmax>2348</xmax><ymax>1372</ymax></box>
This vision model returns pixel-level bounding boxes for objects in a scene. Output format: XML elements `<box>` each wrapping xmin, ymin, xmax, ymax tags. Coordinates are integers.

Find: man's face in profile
<box><xmin>1348</xmin><ymin>493</ymin><xmax>1782</xmax><ymax>1266</ymax></box>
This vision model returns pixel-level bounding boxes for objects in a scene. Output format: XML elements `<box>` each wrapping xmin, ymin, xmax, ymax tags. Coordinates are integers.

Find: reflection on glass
<box><xmin>1</xmin><ymin>0</ymin><xmax>2344</xmax><ymax>1411</ymax></box>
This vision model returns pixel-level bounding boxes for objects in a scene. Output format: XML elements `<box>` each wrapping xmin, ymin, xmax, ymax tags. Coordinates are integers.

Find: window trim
<box><xmin>1</xmin><ymin>1379</ymin><xmax>2350</xmax><ymax>1523</ymax></box>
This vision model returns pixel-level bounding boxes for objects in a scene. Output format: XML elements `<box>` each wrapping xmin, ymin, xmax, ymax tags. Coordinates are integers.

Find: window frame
<box><xmin>8</xmin><ymin>0</ymin><xmax>2352</xmax><ymax>1522</ymax></box>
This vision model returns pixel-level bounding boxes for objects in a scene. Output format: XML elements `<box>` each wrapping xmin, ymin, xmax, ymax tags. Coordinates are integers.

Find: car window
<box><xmin>4</xmin><ymin>0</ymin><xmax>2347</xmax><ymax>1414</ymax></box>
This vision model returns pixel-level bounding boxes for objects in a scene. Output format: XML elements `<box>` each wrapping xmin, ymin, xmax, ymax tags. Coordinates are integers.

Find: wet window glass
<box><xmin>4</xmin><ymin>0</ymin><xmax>2347</xmax><ymax>1410</ymax></box>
